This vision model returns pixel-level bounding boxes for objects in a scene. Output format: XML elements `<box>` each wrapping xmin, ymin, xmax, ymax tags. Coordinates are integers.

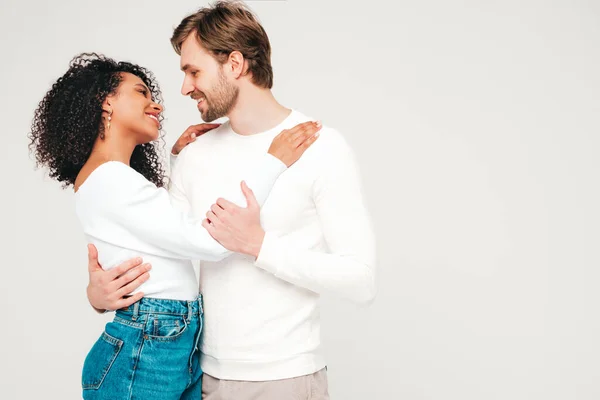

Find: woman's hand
<box><xmin>171</xmin><ymin>123</ymin><xmax>221</xmax><ymax>155</ymax></box>
<box><xmin>268</xmin><ymin>121</ymin><xmax>321</xmax><ymax>167</ymax></box>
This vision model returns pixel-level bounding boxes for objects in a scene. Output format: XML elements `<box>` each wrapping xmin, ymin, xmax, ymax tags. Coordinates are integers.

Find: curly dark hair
<box><xmin>29</xmin><ymin>53</ymin><xmax>166</xmax><ymax>188</ymax></box>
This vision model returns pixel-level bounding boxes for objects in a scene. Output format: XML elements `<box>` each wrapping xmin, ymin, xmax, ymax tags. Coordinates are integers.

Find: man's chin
<box><xmin>200</xmin><ymin>111</ymin><xmax>219</xmax><ymax>123</ymax></box>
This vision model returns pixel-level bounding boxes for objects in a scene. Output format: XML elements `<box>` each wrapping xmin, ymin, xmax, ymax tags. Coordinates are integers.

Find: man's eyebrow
<box><xmin>181</xmin><ymin>64</ymin><xmax>200</xmax><ymax>72</ymax></box>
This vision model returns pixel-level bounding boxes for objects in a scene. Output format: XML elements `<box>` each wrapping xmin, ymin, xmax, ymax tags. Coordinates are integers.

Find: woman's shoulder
<box><xmin>75</xmin><ymin>161</ymin><xmax>149</xmax><ymax>199</ymax></box>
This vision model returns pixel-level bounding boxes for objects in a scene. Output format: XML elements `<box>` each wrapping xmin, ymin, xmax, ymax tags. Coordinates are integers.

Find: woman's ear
<box><xmin>101</xmin><ymin>98</ymin><xmax>113</xmax><ymax>115</ymax></box>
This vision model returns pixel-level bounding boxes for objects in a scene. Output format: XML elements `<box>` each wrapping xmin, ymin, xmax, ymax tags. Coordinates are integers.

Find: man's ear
<box><xmin>227</xmin><ymin>51</ymin><xmax>247</xmax><ymax>79</ymax></box>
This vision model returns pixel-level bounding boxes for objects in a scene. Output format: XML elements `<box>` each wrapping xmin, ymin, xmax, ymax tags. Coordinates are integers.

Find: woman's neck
<box><xmin>89</xmin><ymin>133</ymin><xmax>138</xmax><ymax>165</ymax></box>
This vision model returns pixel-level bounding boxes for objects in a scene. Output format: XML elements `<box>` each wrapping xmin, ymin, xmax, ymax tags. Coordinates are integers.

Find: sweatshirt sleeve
<box><xmin>253</xmin><ymin>134</ymin><xmax>377</xmax><ymax>305</ymax></box>
<box><xmin>79</xmin><ymin>158</ymin><xmax>285</xmax><ymax>261</ymax></box>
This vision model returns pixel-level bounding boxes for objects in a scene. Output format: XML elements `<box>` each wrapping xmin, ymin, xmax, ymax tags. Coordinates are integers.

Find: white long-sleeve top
<box><xmin>74</xmin><ymin>154</ymin><xmax>286</xmax><ymax>300</ymax></box>
<box><xmin>169</xmin><ymin>110</ymin><xmax>376</xmax><ymax>381</ymax></box>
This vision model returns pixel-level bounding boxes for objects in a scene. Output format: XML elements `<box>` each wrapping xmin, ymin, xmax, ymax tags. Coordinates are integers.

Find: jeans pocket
<box><xmin>146</xmin><ymin>314</ymin><xmax>189</xmax><ymax>342</ymax></box>
<box><xmin>82</xmin><ymin>331</ymin><xmax>123</xmax><ymax>390</ymax></box>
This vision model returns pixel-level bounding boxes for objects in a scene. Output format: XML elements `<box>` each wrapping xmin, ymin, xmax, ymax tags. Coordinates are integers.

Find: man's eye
<box><xmin>191</xmin><ymin>71</ymin><xmax>199</xmax><ymax>77</ymax></box>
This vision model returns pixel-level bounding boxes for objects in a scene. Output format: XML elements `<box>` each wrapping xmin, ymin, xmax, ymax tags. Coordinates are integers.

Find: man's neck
<box><xmin>227</xmin><ymin>87</ymin><xmax>291</xmax><ymax>136</ymax></box>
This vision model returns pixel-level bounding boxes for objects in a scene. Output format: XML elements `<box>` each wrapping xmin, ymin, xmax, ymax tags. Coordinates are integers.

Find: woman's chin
<box><xmin>142</xmin><ymin>130</ymin><xmax>160</xmax><ymax>143</ymax></box>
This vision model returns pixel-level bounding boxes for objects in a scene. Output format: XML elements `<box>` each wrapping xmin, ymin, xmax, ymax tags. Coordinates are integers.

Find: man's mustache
<box><xmin>191</xmin><ymin>91</ymin><xmax>206</xmax><ymax>100</ymax></box>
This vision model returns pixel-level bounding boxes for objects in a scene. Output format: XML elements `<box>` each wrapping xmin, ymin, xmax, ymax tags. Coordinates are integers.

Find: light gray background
<box><xmin>1</xmin><ymin>0</ymin><xmax>599</xmax><ymax>399</ymax></box>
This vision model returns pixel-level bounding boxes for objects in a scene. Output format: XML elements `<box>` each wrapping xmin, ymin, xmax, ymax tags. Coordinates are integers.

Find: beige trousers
<box><xmin>202</xmin><ymin>368</ymin><xmax>330</xmax><ymax>400</ymax></box>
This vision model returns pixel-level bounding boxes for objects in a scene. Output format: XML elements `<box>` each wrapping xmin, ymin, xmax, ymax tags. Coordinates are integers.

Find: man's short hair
<box><xmin>171</xmin><ymin>1</ymin><xmax>274</xmax><ymax>89</ymax></box>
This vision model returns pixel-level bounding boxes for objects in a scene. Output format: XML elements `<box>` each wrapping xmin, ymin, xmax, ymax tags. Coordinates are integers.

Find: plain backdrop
<box><xmin>1</xmin><ymin>0</ymin><xmax>599</xmax><ymax>399</ymax></box>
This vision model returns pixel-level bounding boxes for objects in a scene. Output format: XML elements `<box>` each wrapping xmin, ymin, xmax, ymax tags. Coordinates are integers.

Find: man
<box><xmin>86</xmin><ymin>1</ymin><xmax>376</xmax><ymax>398</ymax></box>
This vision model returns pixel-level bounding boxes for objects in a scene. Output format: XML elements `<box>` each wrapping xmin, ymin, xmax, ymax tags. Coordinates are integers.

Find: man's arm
<box><xmin>254</xmin><ymin>134</ymin><xmax>376</xmax><ymax>304</ymax></box>
<box><xmin>86</xmin><ymin>244</ymin><xmax>151</xmax><ymax>312</ymax></box>
<box><xmin>209</xmin><ymin>131</ymin><xmax>376</xmax><ymax>305</ymax></box>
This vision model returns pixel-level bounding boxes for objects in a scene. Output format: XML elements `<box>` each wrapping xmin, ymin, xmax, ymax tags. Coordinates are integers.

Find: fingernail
<box><xmin>315</xmin><ymin>121</ymin><xmax>322</xmax><ymax>127</ymax></box>
<box><xmin>191</xmin><ymin>133</ymin><xmax>196</xmax><ymax>139</ymax></box>
<box><xmin>315</xmin><ymin>132</ymin><xmax>320</xmax><ymax>137</ymax></box>
<box><xmin>136</xmin><ymin>257</ymin><xmax>143</xmax><ymax>263</ymax></box>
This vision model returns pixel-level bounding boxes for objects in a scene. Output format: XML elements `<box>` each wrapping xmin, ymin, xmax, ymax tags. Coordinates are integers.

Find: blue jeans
<box><xmin>82</xmin><ymin>296</ymin><xmax>203</xmax><ymax>399</ymax></box>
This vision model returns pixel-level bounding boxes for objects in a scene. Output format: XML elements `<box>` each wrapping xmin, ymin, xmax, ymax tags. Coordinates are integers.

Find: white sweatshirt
<box><xmin>74</xmin><ymin>154</ymin><xmax>286</xmax><ymax>300</ymax></box>
<box><xmin>169</xmin><ymin>110</ymin><xmax>376</xmax><ymax>381</ymax></box>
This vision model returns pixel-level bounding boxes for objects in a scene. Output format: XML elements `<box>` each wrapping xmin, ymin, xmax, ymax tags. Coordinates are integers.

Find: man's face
<box><xmin>179</xmin><ymin>34</ymin><xmax>239</xmax><ymax>122</ymax></box>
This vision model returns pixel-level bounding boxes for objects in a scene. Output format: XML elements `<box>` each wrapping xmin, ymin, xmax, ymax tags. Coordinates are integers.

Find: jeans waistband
<box><xmin>117</xmin><ymin>295</ymin><xmax>203</xmax><ymax>321</ymax></box>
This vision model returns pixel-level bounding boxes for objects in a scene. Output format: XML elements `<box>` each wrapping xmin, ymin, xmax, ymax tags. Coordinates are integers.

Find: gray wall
<box><xmin>1</xmin><ymin>0</ymin><xmax>598</xmax><ymax>398</ymax></box>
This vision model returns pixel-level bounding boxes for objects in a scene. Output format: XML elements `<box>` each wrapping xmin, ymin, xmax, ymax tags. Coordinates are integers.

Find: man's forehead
<box><xmin>180</xmin><ymin>51</ymin><xmax>216</xmax><ymax>72</ymax></box>
<box><xmin>179</xmin><ymin>38</ymin><xmax>208</xmax><ymax>69</ymax></box>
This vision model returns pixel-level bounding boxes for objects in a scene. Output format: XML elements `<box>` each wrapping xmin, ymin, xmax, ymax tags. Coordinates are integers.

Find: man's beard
<box><xmin>199</xmin><ymin>69</ymin><xmax>239</xmax><ymax>122</ymax></box>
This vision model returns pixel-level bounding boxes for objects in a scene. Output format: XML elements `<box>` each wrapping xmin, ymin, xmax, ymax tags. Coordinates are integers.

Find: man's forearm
<box><xmin>254</xmin><ymin>232</ymin><xmax>376</xmax><ymax>304</ymax></box>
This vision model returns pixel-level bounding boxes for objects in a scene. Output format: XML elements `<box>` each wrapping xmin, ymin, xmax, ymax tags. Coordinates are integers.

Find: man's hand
<box><xmin>86</xmin><ymin>244</ymin><xmax>151</xmax><ymax>313</ymax></box>
<box><xmin>171</xmin><ymin>123</ymin><xmax>221</xmax><ymax>156</ymax></box>
<box><xmin>202</xmin><ymin>182</ymin><xmax>265</xmax><ymax>258</ymax></box>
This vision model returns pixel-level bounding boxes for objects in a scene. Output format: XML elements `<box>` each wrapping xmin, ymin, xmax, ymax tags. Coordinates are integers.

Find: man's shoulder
<box><xmin>290</xmin><ymin>109</ymin><xmax>347</xmax><ymax>148</ymax></box>
<box><xmin>177</xmin><ymin>121</ymin><xmax>232</xmax><ymax>161</ymax></box>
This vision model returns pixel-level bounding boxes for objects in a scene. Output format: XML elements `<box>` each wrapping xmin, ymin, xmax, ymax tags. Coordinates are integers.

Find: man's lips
<box><xmin>193</xmin><ymin>95</ymin><xmax>206</xmax><ymax>106</ymax></box>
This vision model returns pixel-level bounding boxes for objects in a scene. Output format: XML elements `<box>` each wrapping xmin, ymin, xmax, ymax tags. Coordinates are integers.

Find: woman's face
<box><xmin>107</xmin><ymin>72</ymin><xmax>163</xmax><ymax>143</ymax></box>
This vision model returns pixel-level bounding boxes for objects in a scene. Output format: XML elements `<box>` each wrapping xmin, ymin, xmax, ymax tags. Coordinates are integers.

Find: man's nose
<box><xmin>181</xmin><ymin>77</ymin><xmax>194</xmax><ymax>96</ymax></box>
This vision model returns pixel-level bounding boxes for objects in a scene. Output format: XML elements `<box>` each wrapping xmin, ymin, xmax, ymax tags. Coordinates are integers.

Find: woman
<box><xmin>28</xmin><ymin>53</ymin><xmax>320</xmax><ymax>399</ymax></box>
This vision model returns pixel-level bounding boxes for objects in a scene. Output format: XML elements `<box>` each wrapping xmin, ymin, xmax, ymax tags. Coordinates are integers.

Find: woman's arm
<box><xmin>81</xmin><ymin>121</ymin><xmax>322</xmax><ymax>261</ymax></box>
